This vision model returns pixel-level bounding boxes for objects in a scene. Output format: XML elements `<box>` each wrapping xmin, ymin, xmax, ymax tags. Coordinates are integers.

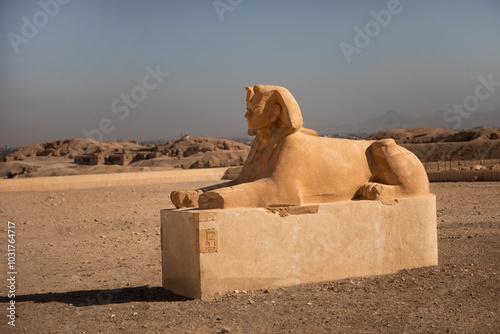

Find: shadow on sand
<box><xmin>0</xmin><ymin>286</ymin><xmax>190</xmax><ymax>306</ymax></box>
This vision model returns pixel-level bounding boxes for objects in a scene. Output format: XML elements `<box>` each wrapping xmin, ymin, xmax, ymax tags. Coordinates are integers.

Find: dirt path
<box><xmin>0</xmin><ymin>181</ymin><xmax>499</xmax><ymax>333</ymax></box>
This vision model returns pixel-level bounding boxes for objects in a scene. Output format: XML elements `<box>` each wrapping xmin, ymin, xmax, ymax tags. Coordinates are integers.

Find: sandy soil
<box><xmin>0</xmin><ymin>181</ymin><xmax>499</xmax><ymax>333</ymax></box>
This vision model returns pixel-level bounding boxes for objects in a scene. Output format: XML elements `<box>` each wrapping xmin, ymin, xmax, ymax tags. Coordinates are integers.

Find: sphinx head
<box><xmin>244</xmin><ymin>85</ymin><xmax>303</xmax><ymax>136</ymax></box>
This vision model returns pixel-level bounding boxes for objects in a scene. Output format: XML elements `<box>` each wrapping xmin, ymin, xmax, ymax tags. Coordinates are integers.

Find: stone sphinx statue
<box><xmin>171</xmin><ymin>85</ymin><xmax>429</xmax><ymax>209</ymax></box>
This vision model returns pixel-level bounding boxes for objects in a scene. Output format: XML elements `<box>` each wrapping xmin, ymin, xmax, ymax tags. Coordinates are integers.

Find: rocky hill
<box><xmin>4</xmin><ymin>138</ymin><xmax>146</xmax><ymax>160</ymax></box>
<box><xmin>364</xmin><ymin>128</ymin><xmax>500</xmax><ymax>144</ymax></box>
<box><xmin>3</xmin><ymin>137</ymin><xmax>249</xmax><ymax>160</ymax></box>
<box><xmin>131</xmin><ymin>136</ymin><xmax>250</xmax><ymax>169</ymax></box>
<box><xmin>1</xmin><ymin>137</ymin><xmax>250</xmax><ymax>178</ymax></box>
<box><xmin>364</xmin><ymin>127</ymin><xmax>457</xmax><ymax>143</ymax></box>
<box><xmin>155</xmin><ymin>136</ymin><xmax>249</xmax><ymax>158</ymax></box>
<box><xmin>3</xmin><ymin>129</ymin><xmax>499</xmax><ymax>179</ymax></box>
<box><xmin>364</xmin><ymin>128</ymin><xmax>500</xmax><ymax>162</ymax></box>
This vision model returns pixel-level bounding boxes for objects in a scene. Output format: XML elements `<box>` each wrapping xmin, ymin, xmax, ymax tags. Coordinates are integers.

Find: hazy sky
<box><xmin>1</xmin><ymin>0</ymin><xmax>499</xmax><ymax>147</ymax></box>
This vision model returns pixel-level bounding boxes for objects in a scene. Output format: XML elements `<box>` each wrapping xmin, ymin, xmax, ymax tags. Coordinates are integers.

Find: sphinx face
<box><xmin>244</xmin><ymin>90</ymin><xmax>276</xmax><ymax>131</ymax></box>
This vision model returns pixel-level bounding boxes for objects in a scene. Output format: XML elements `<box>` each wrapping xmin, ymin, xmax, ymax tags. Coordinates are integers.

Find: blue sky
<box><xmin>1</xmin><ymin>0</ymin><xmax>499</xmax><ymax>147</ymax></box>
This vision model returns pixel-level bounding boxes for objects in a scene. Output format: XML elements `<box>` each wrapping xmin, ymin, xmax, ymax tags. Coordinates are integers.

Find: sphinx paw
<box><xmin>170</xmin><ymin>189</ymin><xmax>202</xmax><ymax>208</ymax></box>
<box><xmin>358</xmin><ymin>182</ymin><xmax>394</xmax><ymax>200</ymax></box>
<box><xmin>198</xmin><ymin>191</ymin><xmax>224</xmax><ymax>209</ymax></box>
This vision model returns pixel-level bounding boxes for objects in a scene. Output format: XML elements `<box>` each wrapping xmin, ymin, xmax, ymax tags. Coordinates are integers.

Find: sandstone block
<box><xmin>161</xmin><ymin>195</ymin><xmax>437</xmax><ymax>300</ymax></box>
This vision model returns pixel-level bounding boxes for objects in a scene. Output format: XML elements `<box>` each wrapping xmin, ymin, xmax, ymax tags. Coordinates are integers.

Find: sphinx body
<box><xmin>171</xmin><ymin>85</ymin><xmax>429</xmax><ymax>209</ymax></box>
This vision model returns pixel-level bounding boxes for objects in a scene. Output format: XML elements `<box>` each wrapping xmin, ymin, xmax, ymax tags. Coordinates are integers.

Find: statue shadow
<box><xmin>0</xmin><ymin>286</ymin><xmax>190</xmax><ymax>307</ymax></box>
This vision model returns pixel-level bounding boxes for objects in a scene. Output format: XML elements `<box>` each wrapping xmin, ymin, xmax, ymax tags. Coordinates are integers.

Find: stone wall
<box><xmin>0</xmin><ymin>168</ymin><xmax>229</xmax><ymax>192</ymax></box>
<box><xmin>427</xmin><ymin>171</ymin><xmax>500</xmax><ymax>182</ymax></box>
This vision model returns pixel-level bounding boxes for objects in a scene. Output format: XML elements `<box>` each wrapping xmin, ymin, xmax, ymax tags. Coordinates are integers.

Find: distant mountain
<box><xmin>418</xmin><ymin>107</ymin><xmax>500</xmax><ymax>130</ymax></box>
<box><xmin>318</xmin><ymin>107</ymin><xmax>500</xmax><ymax>135</ymax></box>
<box><xmin>354</xmin><ymin>110</ymin><xmax>416</xmax><ymax>133</ymax></box>
<box><xmin>416</xmin><ymin>110</ymin><xmax>448</xmax><ymax>126</ymax></box>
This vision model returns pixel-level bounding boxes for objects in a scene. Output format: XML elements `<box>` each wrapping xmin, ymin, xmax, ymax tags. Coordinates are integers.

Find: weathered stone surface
<box><xmin>161</xmin><ymin>195</ymin><xmax>437</xmax><ymax>300</ymax></box>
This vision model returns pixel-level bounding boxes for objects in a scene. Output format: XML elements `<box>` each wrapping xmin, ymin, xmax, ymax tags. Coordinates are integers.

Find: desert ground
<box><xmin>0</xmin><ymin>180</ymin><xmax>499</xmax><ymax>333</ymax></box>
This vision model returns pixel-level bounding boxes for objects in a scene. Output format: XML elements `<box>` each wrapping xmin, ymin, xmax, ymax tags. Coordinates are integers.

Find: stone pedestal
<box><xmin>161</xmin><ymin>195</ymin><xmax>437</xmax><ymax>300</ymax></box>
